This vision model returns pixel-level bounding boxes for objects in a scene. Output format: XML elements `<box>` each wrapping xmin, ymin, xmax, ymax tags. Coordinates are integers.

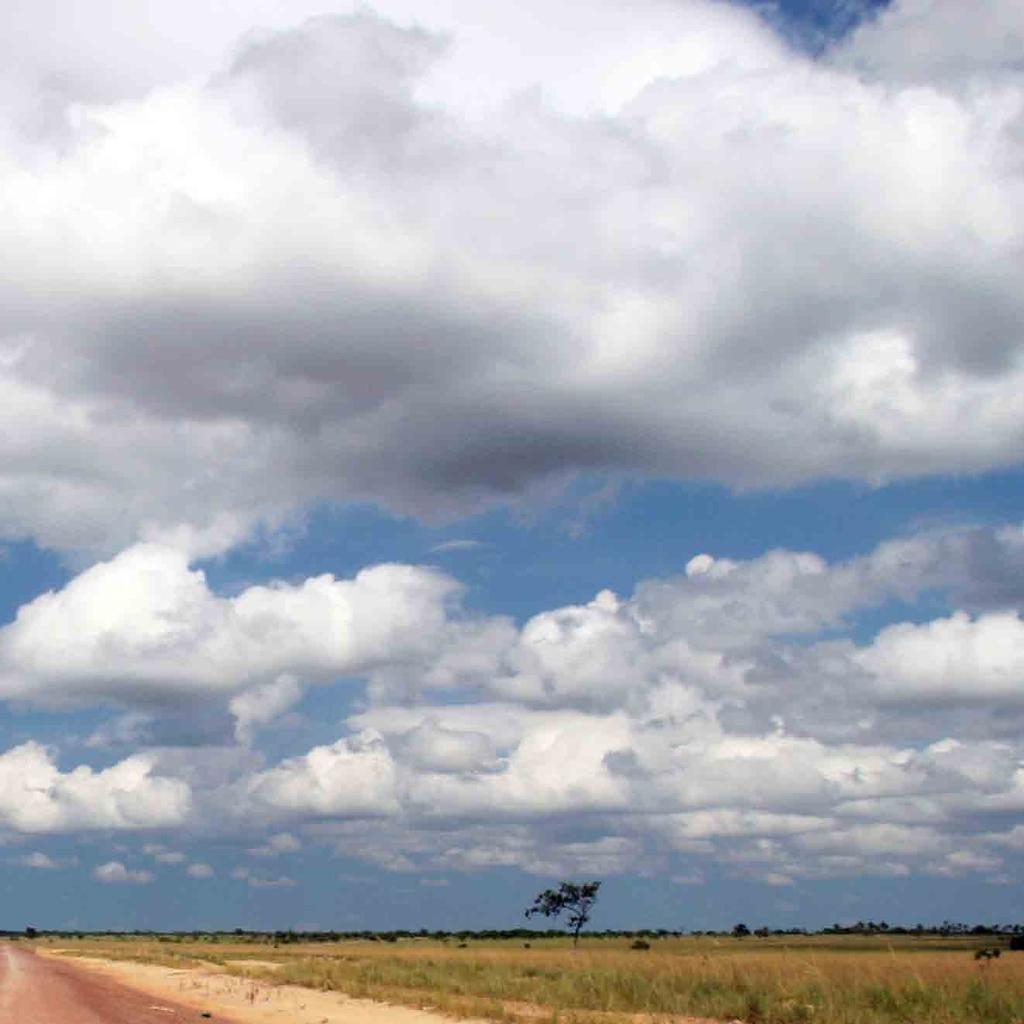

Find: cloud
<box><xmin>247</xmin><ymin>874</ymin><xmax>297</xmax><ymax>889</ymax></box>
<box><xmin>4</xmin><ymin>0</ymin><xmax>1024</xmax><ymax>898</ymax></box>
<box><xmin>399</xmin><ymin>717</ymin><xmax>499</xmax><ymax>773</ymax></box>
<box><xmin>9</xmin><ymin>521</ymin><xmax>1020</xmax><ymax>718</ymax></box>
<box><xmin>230</xmin><ymin>675</ymin><xmax>303</xmax><ymax>744</ymax></box>
<box><xmin>835</xmin><ymin>0</ymin><xmax>1024</xmax><ymax>82</ymax></box>
<box><xmin>430</xmin><ymin>540</ymin><xmax>487</xmax><ymax>553</ymax></box>
<box><xmin>153</xmin><ymin>850</ymin><xmax>186</xmax><ymax>864</ymax></box>
<box><xmin>861</xmin><ymin>611</ymin><xmax>1024</xmax><ymax>703</ymax></box>
<box><xmin>0</xmin><ymin>543</ymin><xmax>459</xmax><ymax>709</ymax></box>
<box><xmin>93</xmin><ymin>860</ymin><xmax>155</xmax><ymax>884</ymax></box>
<box><xmin>248</xmin><ymin>832</ymin><xmax>302</xmax><ymax>857</ymax></box>
<box><xmin>670</xmin><ymin>870</ymin><xmax>704</xmax><ymax>886</ymax></box>
<box><xmin>0</xmin><ymin>4</ymin><xmax>1021</xmax><ymax>554</ymax></box>
<box><xmin>0</xmin><ymin>742</ymin><xmax>190</xmax><ymax>834</ymax></box>
<box><xmin>177</xmin><ymin>519</ymin><xmax>1023</xmax><ymax>884</ymax></box>
<box><xmin>925</xmin><ymin>849</ymin><xmax>1005</xmax><ymax>878</ymax></box>
<box><xmin>3</xmin><ymin>520</ymin><xmax>1024</xmax><ymax>883</ymax></box>
<box><xmin>16</xmin><ymin>851</ymin><xmax>65</xmax><ymax>869</ymax></box>
<box><xmin>186</xmin><ymin>862</ymin><xmax>215</xmax><ymax>878</ymax></box>
<box><xmin>245</xmin><ymin>731</ymin><xmax>400</xmax><ymax>820</ymax></box>
<box><xmin>0</xmin><ymin>0</ymin><xmax>783</xmax><ymax>121</ymax></box>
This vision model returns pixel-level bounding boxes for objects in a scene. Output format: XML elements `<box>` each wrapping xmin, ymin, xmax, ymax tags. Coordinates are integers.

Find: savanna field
<box><xmin>42</xmin><ymin>933</ymin><xmax>1024</xmax><ymax>1024</ymax></box>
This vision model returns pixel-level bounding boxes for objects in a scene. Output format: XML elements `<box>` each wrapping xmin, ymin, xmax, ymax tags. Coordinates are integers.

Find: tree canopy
<box><xmin>525</xmin><ymin>881</ymin><xmax>601</xmax><ymax>945</ymax></box>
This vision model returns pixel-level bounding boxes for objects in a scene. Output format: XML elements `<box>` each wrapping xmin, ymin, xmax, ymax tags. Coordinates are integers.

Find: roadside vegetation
<box><xmin>29</xmin><ymin>929</ymin><xmax>1024</xmax><ymax>1024</ymax></box>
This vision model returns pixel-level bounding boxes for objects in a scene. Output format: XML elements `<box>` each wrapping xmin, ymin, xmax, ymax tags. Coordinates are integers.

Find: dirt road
<box><xmin>0</xmin><ymin>942</ymin><xmax>229</xmax><ymax>1023</ymax></box>
<box><xmin>5</xmin><ymin>946</ymin><xmax>732</xmax><ymax>1024</ymax></box>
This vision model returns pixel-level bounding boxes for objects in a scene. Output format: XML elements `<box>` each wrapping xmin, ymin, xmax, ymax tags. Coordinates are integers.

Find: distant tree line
<box><xmin>820</xmin><ymin>920</ymin><xmax>1024</xmax><ymax>937</ymax></box>
<box><xmin>5</xmin><ymin>922</ymin><xmax>1024</xmax><ymax>943</ymax></box>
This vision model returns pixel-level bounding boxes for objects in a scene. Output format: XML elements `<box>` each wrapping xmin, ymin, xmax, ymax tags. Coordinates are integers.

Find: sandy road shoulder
<box><xmin>40</xmin><ymin>951</ymin><xmax>492</xmax><ymax>1024</ymax></box>
<box><xmin>41</xmin><ymin>951</ymin><xmax>733</xmax><ymax>1024</ymax></box>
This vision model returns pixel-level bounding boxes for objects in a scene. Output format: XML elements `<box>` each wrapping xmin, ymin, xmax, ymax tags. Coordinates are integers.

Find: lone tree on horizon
<box><xmin>525</xmin><ymin>880</ymin><xmax>601</xmax><ymax>946</ymax></box>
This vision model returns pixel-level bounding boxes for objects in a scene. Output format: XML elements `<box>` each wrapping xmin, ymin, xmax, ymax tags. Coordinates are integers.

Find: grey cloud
<box><xmin>834</xmin><ymin>0</ymin><xmax>1024</xmax><ymax>82</ymax></box>
<box><xmin>0</xmin><ymin>8</ymin><xmax>1023</xmax><ymax>552</ymax></box>
<box><xmin>399</xmin><ymin>717</ymin><xmax>500</xmax><ymax>773</ymax></box>
<box><xmin>223</xmin><ymin>12</ymin><xmax>452</xmax><ymax>170</ymax></box>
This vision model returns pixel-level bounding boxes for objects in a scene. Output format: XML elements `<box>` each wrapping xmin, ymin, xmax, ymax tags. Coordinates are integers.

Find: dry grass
<box><xmin>47</xmin><ymin>934</ymin><xmax>1024</xmax><ymax>1024</ymax></box>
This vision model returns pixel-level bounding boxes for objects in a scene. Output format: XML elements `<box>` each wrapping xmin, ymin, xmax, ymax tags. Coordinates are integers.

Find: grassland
<box><xmin>45</xmin><ymin>933</ymin><xmax>1024</xmax><ymax>1024</ymax></box>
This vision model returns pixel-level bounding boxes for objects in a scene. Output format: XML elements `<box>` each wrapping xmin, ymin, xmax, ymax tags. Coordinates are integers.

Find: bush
<box><xmin>631</xmin><ymin>939</ymin><xmax>651</xmax><ymax>950</ymax></box>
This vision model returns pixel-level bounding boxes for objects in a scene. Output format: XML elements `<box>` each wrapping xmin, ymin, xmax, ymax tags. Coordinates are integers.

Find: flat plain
<box><xmin>40</xmin><ymin>932</ymin><xmax>1024</xmax><ymax>1024</ymax></box>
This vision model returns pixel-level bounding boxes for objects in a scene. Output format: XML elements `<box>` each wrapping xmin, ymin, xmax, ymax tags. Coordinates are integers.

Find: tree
<box><xmin>525</xmin><ymin>881</ymin><xmax>601</xmax><ymax>946</ymax></box>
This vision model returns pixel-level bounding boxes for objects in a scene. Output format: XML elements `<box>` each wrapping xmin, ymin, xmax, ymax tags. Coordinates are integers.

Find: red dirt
<box><xmin>0</xmin><ymin>941</ymin><xmax>239</xmax><ymax>1023</ymax></box>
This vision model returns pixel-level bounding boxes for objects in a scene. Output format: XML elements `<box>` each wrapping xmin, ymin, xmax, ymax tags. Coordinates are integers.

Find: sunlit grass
<box><xmin>46</xmin><ymin>933</ymin><xmax>1024</xmax><ymax>1024</ymax></box>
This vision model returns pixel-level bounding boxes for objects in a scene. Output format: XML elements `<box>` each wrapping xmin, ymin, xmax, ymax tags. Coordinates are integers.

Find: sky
<box><xmin>1</xmin><ymin>0</ymin><xmax>1024</xmax><ymax>934</ymax></box>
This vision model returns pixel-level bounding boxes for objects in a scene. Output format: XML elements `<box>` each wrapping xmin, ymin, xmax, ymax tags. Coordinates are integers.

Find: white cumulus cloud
<box><xmin>862</xmin><ymin>610</ymin><xmax>1024</xmax><ymax>702</ymax></box>
<box><xmin>0</xmin><ymin>543</ymin><xmax>459</xmax><ymax>709</ymax></box>
<box><xmin>0</xmin><ymin>742</ymin><xmax>190</xmax><ymax>834</ymax></box>
<box><xmin>93</xmin><ymin>860</ymin><xmax>155</xmax><ymax>884</ymax></box>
